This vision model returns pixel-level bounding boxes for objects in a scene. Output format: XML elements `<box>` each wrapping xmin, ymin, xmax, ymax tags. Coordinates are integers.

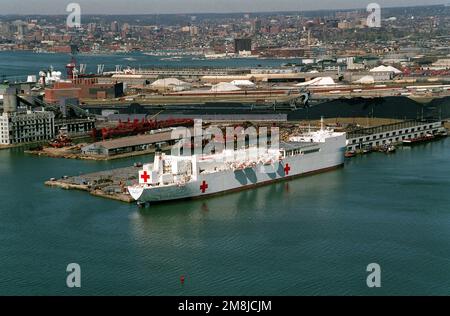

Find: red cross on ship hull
<box><xmin>284</xmin><ymin>163</ymin><xmax>291</xmax><ymax>176</ymax></box>
<box><xmin>200</xmin><ymin>180</ymin><xmax>208</xmax><ymax>193</ymax></box>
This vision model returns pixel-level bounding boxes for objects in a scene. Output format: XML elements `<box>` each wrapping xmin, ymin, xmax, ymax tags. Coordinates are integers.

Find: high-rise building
<box><xmin>234</xmin><ymin>38</ymin><xmax>252</xmax><ymax>54</ymax></box>
<box><xmin>252</xmin><ymin>18</ymin><xmax>262</xmax><ymax>35</ymax></box>
<box><xmin>111</xmin><ymin>21</ymin><xmax>120</xmax><ymax>33</ymax></box>
<box><xmin>87</xmin><ymin>23</ymin><xmax>97</xmax><ymax>33</ymax></box>
<box><xmin>122</xmin><ymin>23</ymin><xmax>130</xmax><ymax>33</ymax></box>
<box><xmin>190</xmin><ymin>26</ymin><xmax>199</xmax><ymax>36</ymax></box>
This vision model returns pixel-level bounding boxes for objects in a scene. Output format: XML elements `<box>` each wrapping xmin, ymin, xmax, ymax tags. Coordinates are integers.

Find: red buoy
<box><xmin>180</xmin><ymin>275</ymin><xmax>185</xmax><ymax>285</ymax></box>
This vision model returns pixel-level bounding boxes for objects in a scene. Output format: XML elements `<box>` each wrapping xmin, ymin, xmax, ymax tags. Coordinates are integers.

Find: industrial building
<box><xmin>54</xmin><ymin>118</ymin><xmax>96</xmax><ymax>137</ymax></box>
<box><xmin>344</xmin><ymin>71</ymin><xmax>394</xmax><ymax>83</ymax></box>
<box><xmin>201</xmin><ymin>71</ymin><xmax>340</xmax><ymax>84</ymax></box>
<box><xmin>0</xmin><ymin>89</ymin><xmax>55</xmax><ymax>145</ymax></box>
<box><xmin>0</xmin><ymin>111</ymin><xmax>55</xmax><ymax>145</ymax></box>
<box><xmin>81</xmin><ymin>130</ymin><xmax>183</xmax><ymax>157</ymax></box>
<box><xmin>44</xmin><ymin>77</ymin><xmax>124</xmax><ymax>103</ymax></box>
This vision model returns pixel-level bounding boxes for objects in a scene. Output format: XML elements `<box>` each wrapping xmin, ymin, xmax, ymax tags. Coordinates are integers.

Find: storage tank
<box><xmin>3</xmin><ymin>88</ymin><xmax>18</xmax><ymax>113</ymax></box>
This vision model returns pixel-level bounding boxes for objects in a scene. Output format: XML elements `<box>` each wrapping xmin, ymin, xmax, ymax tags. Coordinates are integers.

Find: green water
<box><xmin>0</xmin><ymin>139</ymin><xmax>449</xmax><ymax>295</ymax></box>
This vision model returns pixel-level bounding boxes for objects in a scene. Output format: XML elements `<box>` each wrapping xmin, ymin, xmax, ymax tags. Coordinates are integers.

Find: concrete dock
<box><xmin>45</xmin><ymin>164</ymin><xmax>149</xmax><ymax>203</ymax></box>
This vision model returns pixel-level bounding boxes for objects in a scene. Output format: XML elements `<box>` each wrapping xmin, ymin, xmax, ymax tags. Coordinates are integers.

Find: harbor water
<box><xmin>1</xmin><ymin>51</ymin><xmax>450</xmax><ymax>295</ymax></box>
<box><xmin>0</xmin><ymin>139</ymin><xmax>450</xmax><ymax>295</ymax></box>
<box><xmin>0</xmin><ymin>50</ymin><xmax>285</xmax><ymax>81</ymax></box>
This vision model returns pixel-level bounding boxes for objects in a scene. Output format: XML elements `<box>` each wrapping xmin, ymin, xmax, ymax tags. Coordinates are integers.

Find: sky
<box><xmin>0</xmin><ymin>0</ymin><xmax>445</xmax><ymax>15</ymax></box>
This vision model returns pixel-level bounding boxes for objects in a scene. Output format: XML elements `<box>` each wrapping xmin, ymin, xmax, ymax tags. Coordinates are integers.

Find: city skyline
<box><xmin>0</xmin><ymin>0</ymin><xmax>446</xmax><ymax>15</ymax></box>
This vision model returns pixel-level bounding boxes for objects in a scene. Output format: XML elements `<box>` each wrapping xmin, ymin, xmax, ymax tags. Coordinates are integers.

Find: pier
<box><xmin>346</xmin><ymin>119</ymin><xmax>445</xmax><ymax>151</ymax></box>
<box><xmin>45</xmin><ymin>165</ymin><xmax>143</xmax><ymax>203</ymax></box>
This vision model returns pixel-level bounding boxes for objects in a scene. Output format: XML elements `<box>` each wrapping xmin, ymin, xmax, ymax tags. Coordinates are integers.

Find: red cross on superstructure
<box><xmin>284</xmin><ymin>163</ymin><xmax>291</xmax><ymax>176</ymax></box>
<box><xmin>200</xmin><ymin>180</ymin><xmax>208</xmax><ymax>193</ymax></box>
<box><xmin>140</xmin><ymin>171</ymin><xmax>150</xmax><ymax>183</ymax></box>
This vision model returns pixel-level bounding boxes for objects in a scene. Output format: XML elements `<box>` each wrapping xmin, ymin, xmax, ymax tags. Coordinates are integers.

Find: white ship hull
<box><xmin>128</xmin><ymin>133</ymin><xmax>346</xmax><ymax>203</ymax></box>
